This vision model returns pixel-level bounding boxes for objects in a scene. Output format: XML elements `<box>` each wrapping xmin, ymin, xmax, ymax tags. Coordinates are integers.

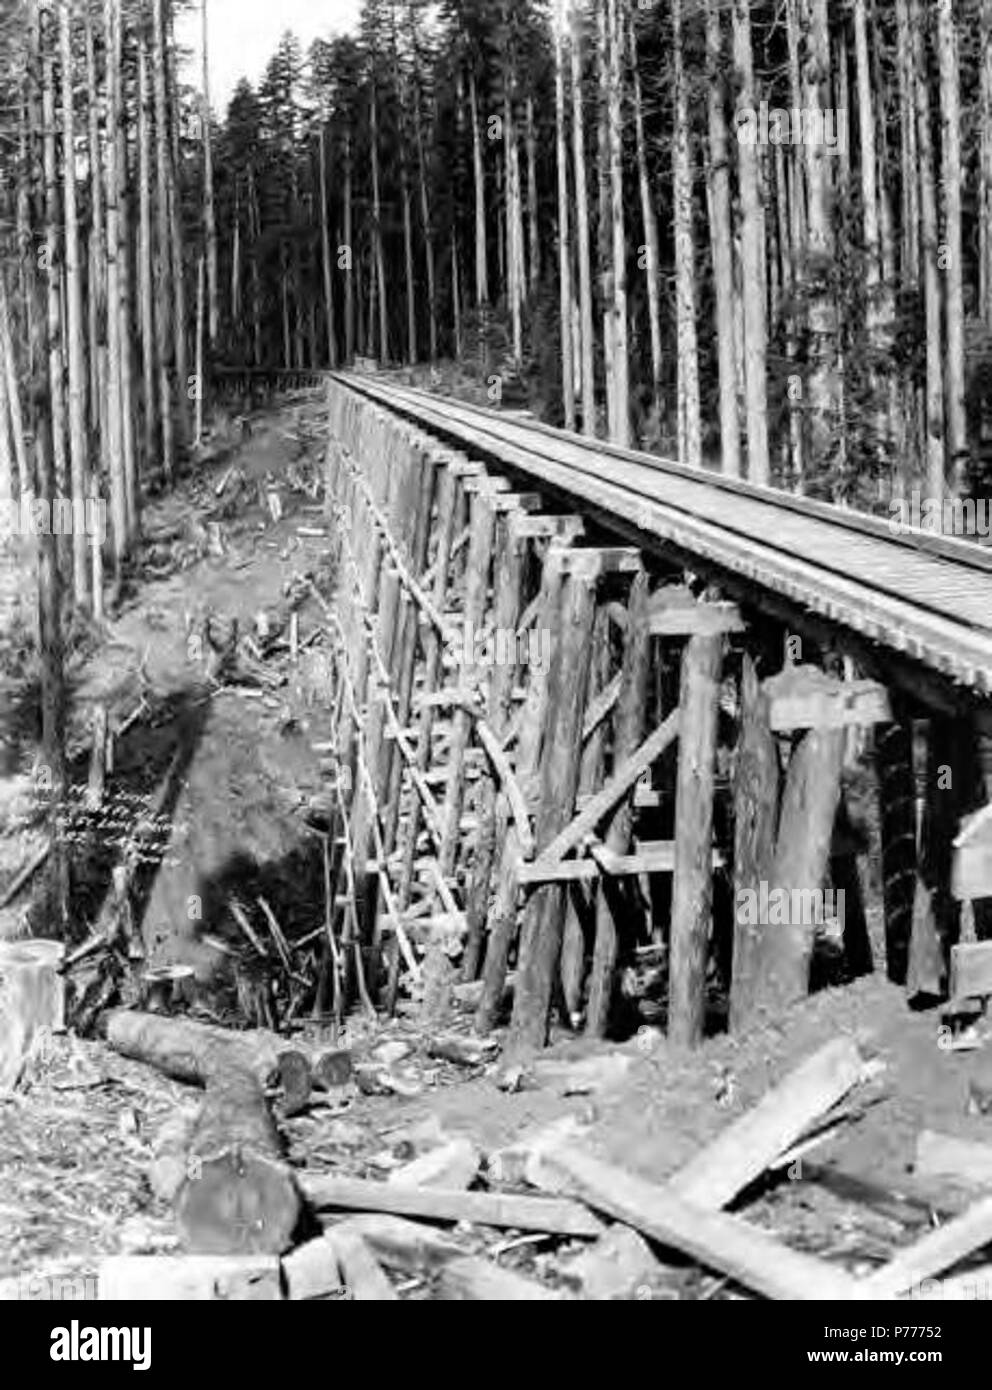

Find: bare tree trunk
<box><xmin>230</xmin><ymin>184</ymin><xmax>240</xmax><ymax>322</ymax></box>
<box><xmin>570</xmin><ymin>5</ymin><xmax>595</xmax><ymax>437</ymax></box>
<box><xmin>469</xmin><ymin>69</ymin><xmax>488</xmax><ymax>308</ymax></box>
<box><xmin>606</xmin><ymin>0</ymin><xmax>629</xmax><ymax>448</ymax></box>
<box><xmin>0</xmin><ymin>271</ymin><xmax>29</xmax><ymax>498</ymax></box>
<box><xmin>370</xmin><ymin>78</ymin><xmax>388</xmax><ymax>362</ymax></box>
<box><xmin>526</xmin><ymin>97</ymin><xmax>540</xmax><ymax>298</ymax></box>
<box><xmin>318</xmin><ymin>125</ymin><xmax>337</xmax><ymax>368</ymax></box>
<box><xmin>200</xmin><ymin>0</ymin><xmax>218</xmax><ymax>345</ymax></box>
<box><xmin>114</xmin><ymin>3</ymin><xmax>137</xmax><ymax>538</ymax></box>
<box><xmin>60</xmin><ymin>0</ymin><xmax>89</xmax><ymax>606</ymax></box>
<box><xmin>733</xmin><ymin>0</ymin><xmax>769</xmax><ymax>485</ymax></box>
<box><xmin>103</xmin><ymin>0</ymin><xmax>126</xmax><ymax>570</ymax></box>
<box><xmin>555</xmin><ymin>1</ymin><xmax>576</xmax><ymax>430</ymax></box>
<box><xmin>194</xmin><ymin>254</ymin><xmax>204</xmax><ymax>446</ymax></box>
<box><xmin>912</xmin><ymin>0</ymin><xmax>946</xmax><ymax>500</ymax></box>
<box><xmin>41</xmin><ymin>2</ymin><xmax>69</xmax><ymax>539</ymax></box>
<box><xmin>137</xmin><ymin>30</ymin><xmax>156</xmax><ymax>471</ymax></box>
<box><xmin>630</xmin><ymin>10</ymin><xmax>663</xmax><ymax>427</ymax></box>
<box><xmin>344</xmin><ymin>132</ymin><xmax>355</xmax><ymax>362</ymax></box>
<box><xmin>166</xmin><ymin>19</ymin><xmax>188</xmax><ymax>443</ymax></box>
<box><xmin>980</xmin><ymin>0</ymin><xmax>992</xmax><ymax>324</ymax></box>
<box><xmin>672</xmin><ymin>0</ymin><xmax>700</xmax><ymax>467</ymax></box>
<box><xmin>84</xmin><ymin>0</ymin><xmax>104</xmax><ymax>446</ymax></box>
<box><xmin>152</xmin><ymin>0</ymin><xmax>174</xmax><ymax>480</ymax></box>
<box><xmin>936</xmin><ymin>0</ymin><xmax>967</xmax><ymax>496</ymax></box>
<box><xmin>706</xmin><ymin>0</ymin><xmax>740</xmax><ymax>477</ymax></box>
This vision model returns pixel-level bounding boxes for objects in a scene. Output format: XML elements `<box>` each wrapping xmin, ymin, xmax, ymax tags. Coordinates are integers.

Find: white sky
<box><xmin>177</xmin><ymin>0</ymin><xmax>363</xmax><ymax>114</ymax></box>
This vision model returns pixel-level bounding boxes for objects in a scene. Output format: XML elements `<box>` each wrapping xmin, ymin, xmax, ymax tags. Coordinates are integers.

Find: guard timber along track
<box><xmin>330</xmin><ymin>372</ymin><xmax>992</xmax><ymax>703</ymax></box>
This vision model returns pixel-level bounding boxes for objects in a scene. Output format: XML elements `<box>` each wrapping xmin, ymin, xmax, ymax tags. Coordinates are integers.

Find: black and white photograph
<box><xmin>0</xmin><ymin>0</ymin><xmax>988</xmax><ymax>1348</ymax></box>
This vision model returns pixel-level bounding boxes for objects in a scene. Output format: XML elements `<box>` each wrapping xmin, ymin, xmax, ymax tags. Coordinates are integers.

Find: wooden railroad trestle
<box><xmin>320</xmin><ymin>379</ymin><xmax>992</xmax><ymax>1050</ymax></box>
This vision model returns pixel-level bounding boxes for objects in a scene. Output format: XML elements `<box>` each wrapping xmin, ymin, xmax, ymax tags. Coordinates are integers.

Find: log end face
<box><xmin>177</xmin><ymin>1150</ymin><xmax>301</xmax><ymax>1256</ymax></box>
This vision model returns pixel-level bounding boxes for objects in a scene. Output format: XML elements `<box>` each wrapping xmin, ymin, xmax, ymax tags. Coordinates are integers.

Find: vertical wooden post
<box><xmin>509</xmin><ymin>551</ymin><xmax>600</xmax><ymax>1053</ymax></box>
<box><xmin>461</xmin><ymin>497</ymin><xmax>532</xmax><ymax>982</ymax></box>
<box><xmin>477</xmin><ymin>532</ymin><xmax>568</xmax><ymax>1033</ymax></box>
<box><xmin>876</xmin><ymin>714</ymin><xmax>916</xmax><ymax>984</ymax></box>
<box><xmin>669</xmin><ymin>631</ymin><xmax>724</xmax><ymax>1045</ymax></box>
<box><xmin>729</xmin><ymin>653</ymin><xmax>779</xmax><ymax>1032</ymax></box>
<box><xmin>560</xmin><ymin>608</ymin><xmax>610</xmax><ymax>1021</ymax></box>
<box><xmin>587</xmin><ymin>570</ymin><xmax>652</xmax><ymax>1037</ymax></box>
<box><xmin>438</xmin><ymin>483</ymin><xmax>498</xmax><ymax>877</ymax></box>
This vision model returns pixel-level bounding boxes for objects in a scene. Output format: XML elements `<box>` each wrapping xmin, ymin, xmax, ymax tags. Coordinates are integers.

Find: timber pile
<box><xmin>93</xmin><ymin>1021</ymin><xmax>992</xmax><ymax>1300</ymax></box>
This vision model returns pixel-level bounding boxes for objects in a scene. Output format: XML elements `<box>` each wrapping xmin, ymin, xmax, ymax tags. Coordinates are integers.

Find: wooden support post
<box><xmin>669</xmin><ymin>629</ymin><xmax>724</xmax><ymax>1046</ymax></box>
<box><xmin>397</xmin><ymin>459</ymin><xmax>461</xmax><ymax>913</ymax></box>
<box><xmin>729</xmin><ymin>655</ymin><xmax>779</xmax><ymax>1033</ymax></box>
<box><xmin>586</xmin><ymin>571</ymin><xmax>652</xmax><ymax>1037</ymax></box>
<box><xmin>875</xmin><ymin>715</ymin><xmax>916</xmax><ymax>985</ymax></box>
<box><xmin>508</xmin><ymin>551</ymin><xmax>601</xmax><ymax>1053</ymax></box>
<box><xmin>476</xmin><ymin>532</ymin><xmax>569</xmax><ymax>1033</ymax></box>
<box><xmin>462</xmin><ymin>504</ymin><xmax>530</xmax><ymax>981</ymax></box>
<box><xmin>438</xmin><ymin>485</ymin><xmax>498</xmax><ymax>877</ymax></box>
<box><xmin>909</xmin><ymin>717</ymin><xmax>961</xmax><ymax>999</ymax></box>
<box><xmin>560</xmin><ymin>608</ymin><xmax>609</xmax><ymax>1021</ymax></box>
<box><xmin>758</xmin><ymin>724</ymin><xmax>845</xmax><ymax>1013</ymax></box>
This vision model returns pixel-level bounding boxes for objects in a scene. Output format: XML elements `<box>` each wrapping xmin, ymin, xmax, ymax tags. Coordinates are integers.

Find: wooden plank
<box><xmin>529</xmin><ymin>710</ymin><xmax>681</xmax><ymax>872</ymax></box>
<box><xmin>330</xmin><ymin>1214</ymin><xmax>463</xmax><ymax>1274</ymax></box>
<box><xmin>512</xmin><ymin>514</ymin><xmax>585</xmax><ymax>541</ymax></box>
<box><xmin>648</xmin><ymin>595</ymin><xmax>745</xmax><ymax>637</ymax></box>
<box><xmin>863</xmin><ymin>1196</ymin><xmax>992</xmax><ymax>1300</ymax></box>
<box><xmin>301</xmin><ymin>1175</ymin><xmax>605</xmax><ymax>1238</ymax></box>
<box><xmin>949</xmin><ymin>942</ymin><xmax>992</xmax><ymax>999</ymax></box>
<box><xmin>325</xmin><ymin>1230</ymin><xmax>398</xmax><ymax>1301</ymax></box>
<box><xmin>763</xmin><ymin>667</ymin><xmax>892</xmax><ymax>732</ymax></box>
<box><xmin>668</xmin><ymin>1038</ymin><xmax>868</xmax><ymax>1209</ymax></box>
<box><xmin>544</xmin><ymin>1146</ymin><xmax>862</xmax><ymax>1301</ymax></box>
<box><xmin>582</xmin><ymin>672</ymin><xmax>622</xmax><ymax>743</ymax></box>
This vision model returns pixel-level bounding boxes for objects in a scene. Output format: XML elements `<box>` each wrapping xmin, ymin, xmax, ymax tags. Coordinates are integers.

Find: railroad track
<box><xmin>327</xmin><ymin>371</ymin><xmax>992</xmax><ymax>703</ymax></box>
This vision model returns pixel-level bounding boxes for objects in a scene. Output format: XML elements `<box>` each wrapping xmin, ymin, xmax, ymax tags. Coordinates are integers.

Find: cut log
<box><xmin>106</xmin><ymin>1010</ymin><xmax>301</xmax><ymax>1256</ymax></box>
<box><xmin>543</xmin><ymin>1146</ymin><xmax>862</xmax><ymax>1300</ymax></box>
<box><xmin>325</xmin><ymin>1230</ymin><xmax>398</xmax><ymax>1301</ymax></box>
<box><xmin>438</xmin><ymin>1256</ymin><xmax>568</xmax><ymax>1300</ymax></box>
<box><xmin>564</xmin><ymin>1224</ymin><xmax>664</xmax><ymax>1300</ymax></box>
<box><xmin>863</xmin><ymin>1195</ymin><xmax>992</xmax><ymax>1300</ymax></box>
<box><xmin>98</xmin><ymin>1254</ymin><xmax>281</xmax><ymax>1301</ymax></box>
<box><xmin>303</xmin><ymin>1174</ymin><xmax>604</xmax><ymax>1238</ymax></box>
<box><xmin>669</xmin><ymin>1037</ymin><xmax>868</xmax><ymax>1209</ymax></box>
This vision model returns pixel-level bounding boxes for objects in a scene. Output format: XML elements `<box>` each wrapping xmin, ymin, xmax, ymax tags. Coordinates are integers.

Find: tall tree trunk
<box><xmin>166</xmin><ymin>17</ymin><xmax>187</xmax><ymax>443</ymax></box>
<box><xmin>469</xmin><ymin>68</ymin><xmax>488</xmax><ymax>307</ymax></box>
<box><xmin>555</xmin><ymin>1</ymin><xmax>576</xmax><ymax>430</ymax></box>
<box><xmin>137</xmin><ymin>30</ymin><xmax>156</xmax><ymax>473</ymax></box>
<box><xmin>370</xmin><ymin>78</ymin><xmax>388</xmax><ymax>362</ymax></box>
<box><xmin>344</xmin><ymin>131</ymin><xmax>355</xmax><ymax>362</ymax></box>
<box><xmin>318</xmin><ymin>125</ymin><xmax>337</xmax><ymax>368</ymax></box>
<box><xmin>936</xmin><ymin>0</ymin><xmax>967</xmax><ymax>496</ymax></box>
<box><xmin>42</xmin><ymin>1</ymin><xmax>69</xmax><ymax>541</ymax></box>
<box><xmin>801</xmin><ymin>0</ymin><xmax>836</xmax><ymax>494</ymax></box>
<box><xmin>84</xmin><ymin>0</ymin><xmax>104</xmax><ymax>447</ymax></box>
<box><xmin>733</xmin><ymin>0</ymin><xmax>770</xmax><ymax>485</ymax></box>
<box><xmin>103</xmin><ymin>0</ymin><xmax>126</xmax><ymax>570</ymax></box>
<box><xmin>606</xmin><ymin>0</ymin><xmax>629</xmax><ymax>448</ymax></box>
<box><xmin>201</xmin><ymin>0</ymin><xmax>218</xmax><ymax>345</ymax></box>
<box><xmin>706</xmin><ymin>0</ymin><xmax>741</xmax><ymax>477</ymax></box>
<box><xmin>630</xmin><ymin>10</ymin><xmax>663</xmax><ymax>428</ymax></box>
<box><xmin>672</xmin><ymin>0</ymin><xmax>700</xmax><ymax>466</ymax></box>
<box><xmin>912</xmin><ymin>0</ymin><xmax>946</xmax><ymax>500</ymax></box>
<box><xmin>570</xmin><ymin>4</ymin><xmax>595</xmax><ymax>437</ymax></box>
<box><xmin>526</xmin><ymin>96</ymin><xmax>540</xmax><ymax>299</ymax></box>
<box><xmin>60</xmin><ymin>0</ymin><xmax>88</xmax><ymax>606</ymax></box>
<box><xmin>114</xmin><ymin>3</ymin><xmax>137</xmax><ymax>538</ymax></box>
<box><xmin>152</xmin><ymin>0</ymin><xmax>174</xmax><ymax>479</ymax></box>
